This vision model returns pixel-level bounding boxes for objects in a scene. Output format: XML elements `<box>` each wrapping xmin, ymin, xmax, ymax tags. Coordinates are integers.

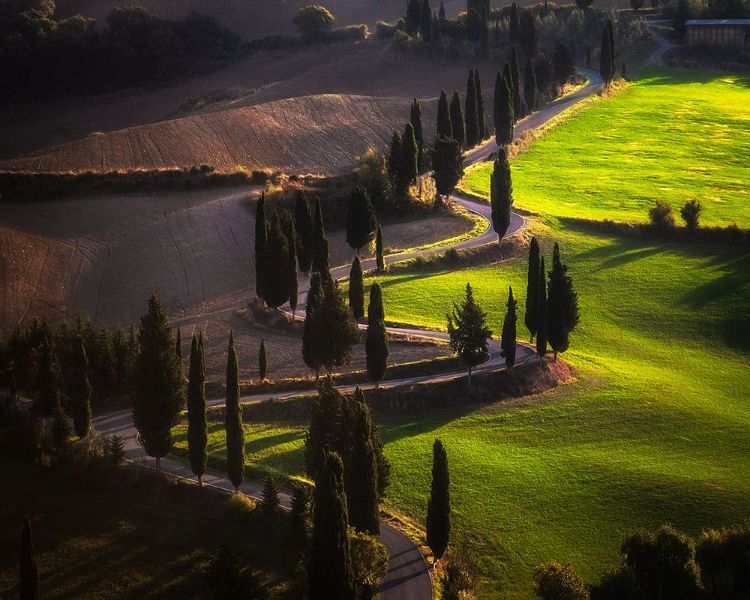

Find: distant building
<box><xmin>685</xmin><ymin>20</ymin><xmax>750</xmax><ymax>46</ymax></box>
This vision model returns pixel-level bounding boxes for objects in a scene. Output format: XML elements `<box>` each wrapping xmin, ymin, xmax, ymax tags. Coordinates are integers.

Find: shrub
<box><xmin>376</xmin><ymin>20</ymin><xmax>398</xmax><ymax>39</ymax></box>
<box><xmin>533</xmin><ymin>561</ymin><xmax>590</xmax><ymax>600</ymax></box>
<box><xmin>696</xmin><ymin>522</ymin><xmax>750</xmax><ymax>598</ymax></box>
<box><xmin>648</xmin><ymin>200</ymin><xmax>676</xmax><ymax>234</ymax></box>
<box><xmin>441</xmin><ymin>551</ymin><xmax>477</xmax><ymax>600</ymax></box>
<box><xmin>589</xmin><ymin>565</ymin><xmax>638</xmax><ymax>600</ymax></box>
<box><xmin>680</xmin><ymin>199</ymin><xmax>703</xmax><ymax>232</ymax></box>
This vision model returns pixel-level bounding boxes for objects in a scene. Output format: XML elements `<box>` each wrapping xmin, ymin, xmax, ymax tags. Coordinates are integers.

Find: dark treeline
<box><xmin>0</xmin><ymin>0</ymin><xmax>241</xmax><ymax>102</ymax></box>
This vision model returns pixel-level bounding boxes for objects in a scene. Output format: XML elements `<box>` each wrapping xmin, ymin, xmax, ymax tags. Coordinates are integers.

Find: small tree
<box><xmin>293</xmin><ymin>5</ymin><xmax>334</xmax><ymax>42</ymax></box>
<box><xmin>108</xmin><ymin>434</ymin><xmax>126</xmax><ymax>465</ymax></box>
<box><xmin>680</xmin><ymin>199</ymin><xmax>703</xmax><ymax>232</ymax></box>
<box><xmin>494</xmin><ymin>69</ymin><xmax>514</xmax><ymax>146</ymax></box>
<box><xmin>346</xmin><ymin>187</ymin><xmax>377</xmax><ymax>254</ymax></box>
<box><xmin>437</xmin><ymin>90</ymin><xmax>453</xmax><ymax>139</ymax></box>
<box><xmin>350</xmin><ymin>530</ymin><xmax>389</xmax><ymax>600</ymax></box>
<box><xmin>295</xmin><ymin>190</ymin><xmax>314</xmax><ymax>274</ymax></box>
<box><xmin>260</xmin><ymin>471</ymin><xmax>280</xmax><ymax>516</ymax></box>
<box><xmin>258</xmin><ymin>338</ymin><xmax>267</xmax><ymax>381</ymax></box>
<box><xmin>375</xmin><ymin>225</ymin><xmax>385</xmax><ymax>273</ymax></box>
<box><xmin>491</xmin><ymin>148</ymin><xmax>513</xmax><ymax>243</ymax></box>
<box><xmin>537</xmin><ymin>257</ymin><xmax>548</xmax><ymax>360</ymax></box>
<box><xmin>427</xmin><ymin>439</ymin><xmax>450</xmax><ymax>562</ymax></box>
<box><xmin>349</xmin><ymin>256</ymin><xmax>365</xmax><ymax>321</ymax></box>
<box><xmin>255</xmin><ymin>192</ymin><xmax>268</xmax><ymax>301</ymax></box>
<box><xmin>533</xmin><ymin>561</ymin><xmax>590</xmax><ymax>600</ymax></box>
<box><xmin>447</xmin><ymin>283</ymin><xmax>492</xmax><ymax>388</ymax></box>
<box><xmin>547</xmin><ymin>243</ymin><xmax>580</xmax><ymax>360</ymax></box>
<box><xmin>187</xmin><ymin>333</ymin><xmax>207</xmax><ymax>486</ymax></box>
<box><xmin>649</xmin><ymin>200</ymin><xmax>676</xmax><ymax>234</ymax></box>
<box><xmin>501</xmin><ymin>286</ymin><xmax>517</xmax><ymax>369</ymax></box>
<box><xmin>450</xmin><ymin>91</ymin><xmax>466</xmax><ymax>146</ymax></box>
<box><xmin>71</xmin><ymin>335</ymin><xmax>92</xmax><ymax>439</ymax></box>
<box><xmin>432</xmin><ymin>135</ymin><xmax>464</xmax><ymax>203</ymax></box>
<box><xmin>20</xmin><ymin>516</ymin><xmax>39</xmax><ymax>600</ymax></box>
<box><xmin>225</xmin><ymin>332</ymin><xmax>245</xmax><ymax>493</ymax></box>
<box><xmin>365</xmin><ymin>283</ymin><xmax>389</xmax><ymax>386</ymax></box>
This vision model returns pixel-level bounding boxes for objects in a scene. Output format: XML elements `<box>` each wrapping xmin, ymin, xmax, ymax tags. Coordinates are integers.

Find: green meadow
<box><xmin>170</xmin><ymin>68</ymin><xmax>750</xmax><ymax>598</ymax></box>
<box><xmin>463</xmin><ymin>69</ymin><xmax>750</xmax><ymax>228</ymax></box>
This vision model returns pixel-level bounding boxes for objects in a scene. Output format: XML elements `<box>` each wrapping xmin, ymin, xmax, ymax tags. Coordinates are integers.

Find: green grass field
<box><xmin>462</xmin><ymin>69</ymin><xmax>750</xmax><ymax>228</ymax></box>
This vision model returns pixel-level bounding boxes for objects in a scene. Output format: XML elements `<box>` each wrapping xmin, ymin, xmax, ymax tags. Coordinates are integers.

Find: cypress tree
<box><xmin>259</xmin><ymin>338</ymin><xmax>267</xmax><ymax>381</ymax></box>
<box><xmin>607</xmin><ymin>19</ymin><xmax>616</xmax><ymax>66</ymax></box>
<box><xmin>411</xmin><ymin>99</ymin><xmax>425</xmax><ymax>172</ymax></box>
<box><xmin>347</xmin><ymin>388</ymin><xmax>380</xmax><ymax>535</ymax></box>
<box><xmin>421</xmin><ymin>0</ymin><xmax>432</xmax><ymax>42</ymax></box>
<box><xmin>312</xmin><ymin>199</ymin><xmax>332</xmax><ymax>283</ymax></box>
<box><xmin>465</xmin><ymin>69</ymin><xmax>479</xmax><ymax>148</ymax></box>
<box><xmin>255</xmin><ymin>192</ymin><xmax>268</xmax><ymax>300</ymax></box>
<box><xmin>349</xmin><ymin>256</ymin><xmax>365</xmax><ymax>321</ymax></box>
<box><xmin>494</xmin><ymin>69</ymin><xmax>514</xmax><ymax>146</ymax></box>
<box><xmin>510</xmin><ymin>45</ymin><xmax>524</xmax><ymax>119</ymax></box>
<box><xmin>290</xmin><ymin>481</ymin><xmax>312</xmax><ymax>538</ymax></box>
<box><xmin>536</xmin><ymin>257</ymin><xmax>548</xmax><ymax>360</ymax></box>
<box><xmin>509</xmin><ymin>2</ymin><xmax>520</xmax><ymax>44</ymax></box>
<box><xmin>35</xmin><ymin>335</ymin><xmax>59</xmax><ymax>416</ymax></box>
<box><xmin>547</xmin><ymin>243</ymin><xmax>580</xmax><ymax>360</ymax></box>
<box><xmin>187</xmin><ymin>333</ymin><xmax>207</xmax><ymax>486</ymax></box>
<box><xmin>346</xmin><ymin>187</ymin><xmax>377</xmax><ymax>254</ymax></box>
<box><xmin>400</xmin><ymin>122</ymin><xmax>419</xmax><ymax>193</ymax></box>
<box><xmin>365</xmin><ymin>282</ymin><xmax>388</xmax><ymax>386</ymax></box>
<box><xmin>260</xmin><ymin>471</ymin><xmax>280</xmax><ymax>515</ymax></box>
<box><xmin>479</xmin><ymin>7</ymin><xmax>489</xmax><ymax>59</ymax></box>
<box><xmin>264</xmin><ymin>211</ymin><xmax>291</xmax><ymax>310</ymax></box>
<box><xmin>490</xmin><ymin>148</ymin><xmax>513</xmax><ymax>243</ymax></box>
<box><xmin>439</xmin><ymin>1</ymin><xmax>446</xmax><ymax>21</ymax></box>
<box><xmin>225</xmin><ymin>331</ymin><xmax>245</xmax><ymax>493</ymax></box>
<box><xmin>447</xmin><ymin>283</ymin><xmax>492</xmax><ymax>388</ymax></box>
<box><xmin>405</xmin><ymin>0</ymin><xmax>422</xmax><ymax>36</ymax></box>
<box><xmin>524</xmin><ymin>57</ymin><xmax>537</xmax><ymax>114</ymax></box>
<box><xmin>388</xmin><ymin>130</ymin><xmax>403</xmax><ymax>188</ymax></box>
<box><xmin>295</xmin><ymin>190</ymin><xmax>314</xmax><ymax>274</ymax></box>
<box><xmin>525</xmin><ymin>236</ymin><xmax>540</xmax><ymax>342</ymax></box>
<box><xmin>132</xmin><ymin>292</ymin><xmax>185</xmax><ymax>475</ymax></box>
<box><xmin>175</xmin><ymin>326</ymin><xmax>182</xmax><ymax>361</ymax></box>
<box><xmin>449</xmin><ymin>91</ymin><xmax>466</xmax><ymax>146</ymax></box>
<box><xmin>71</xmin><ymin>334</ymin><xmax>92</xmax><ymax>439</ymax></box>
<box><xmin>432</xmin><ymin>135</ymin><xmax>464</xmax><ymax>202</ymax></box>
<box><xmin>437</xmin><ymin>90</ymin><xmax>453</xmax><ymax>139</ymax></box>
<box><xmin>20</xmin><ymin>516</ymin><xmax>39</xmax><ymax>600</ymax></box>
<box><xmin>476</xmin><ymin>69</ymin><xmax>487</xmax><ymax>140</ymax></box>
<box><xmin>375</xmin><ymin>224</ymin><xmax>385</xmax><ymax>273</ymax></box>
<box><xmin>426</xmin><ymin>439</ymin><xmax>450</xmax><ymax>562</ymax></box>
<box><xmin>600</xmin><ymin>22</ymin><xmax>615</xmax><ymax>85</ymax></box>
<box><xmin>519</xmin><ymin>9</ymin><xmax>538</xmax><ymax>58</ymax></box>
<box><xmin>285</xmin><ymin>212</ymin><xmax>299</xmax><ymax>315</ymax></box>
<box><xmin>304</xmin><ymin>375</ymin><xmax>345</xmax><ymax>479</ymax></box>
<box><xmin>303</xmin><ymin>272</ymin><xmax>325</xmax><ymax>382</ymax></box>
<box><xmin>308</xmin><ymin>451</ymin><xmax>355</xmax><ymax>600</ymax></box>
<box><xmin>501</xmin><ymin>286</ymin><xmax>517</xmax><ymax>369</ymax></box>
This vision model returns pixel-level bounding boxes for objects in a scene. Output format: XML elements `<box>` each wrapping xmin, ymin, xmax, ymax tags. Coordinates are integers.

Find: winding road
<box><xmin>92</xmin><ymin>67</ymin><xmax>604</xmax><ymax>600</ymax></box>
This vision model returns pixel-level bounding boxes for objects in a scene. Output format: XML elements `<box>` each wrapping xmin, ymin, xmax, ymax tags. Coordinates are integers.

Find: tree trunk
<box><xmin>467</xmin><ymin>366</ymin><xmax>472</xmax><ymax>389</ymax></box>
<box><xmin>553</xmin><ymin>350</ymin><xmax>558</xmax><ymax>361</ymax></box>
<box><xmin>156</xmin><ymin>456</ymin><xmax>161</xmax><ymax>476</ymax></box>
<box><xmin>198</xmin><ymin>474</ymin><xmax>203</xmax><ymax>487</ymax></box>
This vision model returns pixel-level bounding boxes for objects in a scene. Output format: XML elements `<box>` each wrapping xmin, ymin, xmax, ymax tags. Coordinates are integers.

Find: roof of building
<box><xmin>685</xmin><ymin>19</ymin><xmax>750</xmax><ymax>26</ymax></box>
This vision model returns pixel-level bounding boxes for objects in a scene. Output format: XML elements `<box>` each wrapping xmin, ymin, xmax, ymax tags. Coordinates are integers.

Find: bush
<box><xmin>648</xmin><ymin>200</ymin><xmax>676</xmax><ymax>234</ymax></box>
<box><xmin>696</xmin><ymin>522</ymin><xmax>750</xmax><ymax>598</ymax></box>
<box><xmin>441</xmin><ymin>551</ymin><xmax>477</xmax><ymax>600</ymax></box>
<box><xmin>589</xmin><ymin>565</ymin><xmax>638</xmax><ymax>600</ymax></box>
<box><xmin>376</xmin><ymin>20</ymin><xmax>398</xmax><ymax>39</ymax></box>
<box><xmin>680</xmin><ymin>199</ymin><xmax>703</xmax><ymax>232</ymax></box>
<box><xmin>533</xmin><ymin>561</ymin><xmax>590</xmax><ymax>600</ymax></box>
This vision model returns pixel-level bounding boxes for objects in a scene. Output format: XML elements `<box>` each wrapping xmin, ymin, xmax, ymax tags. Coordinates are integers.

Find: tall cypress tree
<box><xmin>437</xmin><ymin>90</ymin><xmax>453</xmax><ymax>139</ymax></box>
<box><xmin>400</xmin><ymin>122</ymin><xmax>419</xmax><ymax>193</ymax></box>
<box><xmin>432</xmin><ymin>134</ymin><xmax>464</xmax><ymax>202</ymax></box>
<box><xmin>264</xmin><ymin>211</ymin><xmax>291</xmax><ymax>310</ymax></box>
<box><xmin>509</xmin><ymin>2</ymin><xmax>520</xmax><ymax>44</ymax></box>
<box><xmin>365</xmin><ymin>282</ymin><xmax>388</xmax><ymax>386</ymax></box>
<box><xmin>346</xmin><ymin>187</ymin><xmax>377</xmax><ymax>254</ymax></box>
<box><xmin>388</xmin><ymin>130</ymin><xmax>403</xmax><ymax>188</ymax></box>
<box><xmin>303</xmin><ymin>272</ymin><xmax>325</xmax><ymax>382</ymax></box>
<box><xmin>255</xmin><ymin>192</ymin><xmax>268</xmax><ymax>300</ymax></box>
<box><xmin>132</xmin><ymin>292</ymin><xmax>185</xmax><ymax>476</ymax></box>
<box><xmin>349</xmin><ymin>256</ymin><xmax>365</xmax><ymax>321</ymax></box>
<box><xmin>71</xmin><ymin>334</ymin><xmax>91</xmax><ymax>439</ymax></box>
<box><xmin>494</xmin><ymin>69</ymin><xmax>514</xmax><ymax>146</ymax></box>
<box><xmin>295</xmin><ymin>190</ymin><xmax>313</xmax><ymax>274</ymax></box>
<box><xmin>525</xmin><ymin>236</ymin><xmax>540</xmax><ymax>342</ymax></box>
<box><xmin>410</xmin><ymin>98</ymin><xmax>425</xmax><ymax>172</ymax></box>
<box><xmin>524</xmin><ymin>57</ymin><xmax>537</xmax><ymax>114</ymax></box>
<box><xmin>347</xmin><ymin>388</ymin><xmax>380</xmax><ymax>535</ymax></box>
<box><xmin>510</xmin><ymin>45</ymin><xmax>524</xmax><ymax>120</ymax></box>
<box><xmin>607</xmin><ymin>19</ymin><xmax>616</xmax><ymax>67</ymax></box>
<box><xmin>175</xmin><ymin>326</ymin><xmax>182</xmax><ymax>362</ymax></box>
<box><xmin>375</xmin><ymin>224</ymin><xmax>385</xmax><ymax>273</ymax></box>
<box><xmin>536</xmin><ymin>257</ymin><xmax>548</xmax><ymax>360</ymax></box>
<box><xmin>449</xmin><ymin>91</ymin><xmax>466</xmax><ymax>146</ymax></box>
<box><xmin>225</xmin><ymin>331</ymin><xmax>245</xmax><ymax>493</ymax></box>
<box><xmin>426</xmin><ymin>439</ymin><xmax>450</xmax><ymax>562</ymax></box>
<box><xmin>439</xmin><ymin>1</ymin><xmax>446</xmax><ymax>20</ymax></box>
<box><xmin>501</xmin><ymin>286</ymin><xmax>517</xmax><ymax>369</ymax></box>
<box><xmin>308</xmin><ymin>451</ymin><xmax>355</xmax><ymax>600</ymax></box>
<box><xmin>519</xmin><ymin>9</ymin><xmax>538</xmax><ymax>58</ymax></box>
<box><xmin>490</xmin><ymin>148</ymin><xmax>513</xmax><ymax>243</ymax></box>
<box><xmin>304</xmin><ymin>375</ymin><xmax>345</xmax><ymax>479</ymax></box>
<box><xmin>421</xmin><ymin>0</ymin><xmax>432</xmax><ymax>42</ymax></box>
<box><xmin>547</xmin><ymin>243</ymin><xmax>580</xmax><ymax>360</ymax></box>
<box><xmin>20</xmin><ymin>516</ymin><xmax>39</xmax><ymax>600</ymax></box>
<box><xmin>187</xmin><ymin>333</ymin><xmax>207</xmax><ymax>486</ymax></box>
<box><xmin>312</xmin><ymin>199</ymin><xmax>332</xmax><ymax>283</ymax></box>
<box><xmin>285</xmin><ymin>212</ymin><xmax>299</xmax><ymax>315</ymax></box>
<box><xmin>476</xmin><ymin>69</ymin><xmax>487</xmax><ymax>140</ymax></box>
<box><xmin>259</xmin><ymin>337</ymin><xmax>267</xmax><ymax>381</ymax></box>
<box><xmin>465</xmin><ymin>69</ymin><xmax>479</xmax><ymax>148</ymax></box>
<box><xmin>405</xmin><ymin>0</ymin><xmax>422</xmax><ymax>36</ymax></box>
<box><xmin>600</xmin><ymin>25</ymin><xmax>613</xmax><ymax>85</ymax></box>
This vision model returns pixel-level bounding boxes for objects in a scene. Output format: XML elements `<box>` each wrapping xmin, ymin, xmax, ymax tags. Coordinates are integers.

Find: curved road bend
<box><xmin>92</xmin><ymin>69</ymin><xmax>605</xmax><ymax>600</ymax></box>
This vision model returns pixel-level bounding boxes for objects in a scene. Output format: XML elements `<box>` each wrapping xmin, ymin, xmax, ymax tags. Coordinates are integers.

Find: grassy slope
<box><xmin>463</xmin><ymin>69</ymin><xmax>750</xmax><ymax>228</ymax></box>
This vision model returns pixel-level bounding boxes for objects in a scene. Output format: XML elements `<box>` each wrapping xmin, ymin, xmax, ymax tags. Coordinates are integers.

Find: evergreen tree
<box><xmin>509</xmin><ymin>2</ymin><xmax>520</xmax><ymax>44</ymax></box>
<box><xmin>225</xmin><ymin>332</ymin><xmax>245</xmax><ymax>492</ymax></box>
<box><xmin>554</xmin><ymin>42</ymin><xmax>574</xmax><ymax>88</ymax></box>
<box><xmin>405</xmin><ymin>0</ymin><xmax>422</xmax><ymax>35</ymax></box>
<box><xmin>365</xmin><ymin>282</ymin><xmax>388</xmax><ymax>386</ymax></box>
<box><xmin>20</xmin><ymin>516</ymin><xmax>39</xmax><ymax>600</ymax></box>
<box><xmin>303</xmin><ymin>273</ymin><xmax>325</xmax><ymax>381</ymax></box>
<box><xmin>387</xmin><ymin>130</ymin><xmax>403</xmax><ymax>189</ymax></box>
<box><xmin>410</xmin><ymin>98</ymin><xmax>425</xmax><ymax>172</ymax></box>
<box><xmin>421</xmin><ymin>0</ymin><xmax>432</xmax><ymax>42</ymax></box>
<box><xmin>187</xmin><ymin>333</ymin><xmax>207</xmax><ymax>486</ymax></box>
<box><xmin>375</xmin><ymin>224</ymin><xmax>385</xmax><ymax>273</ymax></box>
<box><xmin>547</xmin><ymin>243</ymin><xmax>580</xmax><ymax>359</ymax></box>
<box><xmin>475</xmin><ymin>69</ymin><xmax>487</xmax><ymax>139</ymax></box>
<box><xmin>35</xmin><ymin>335</ymin><xmax>59</xmax><ymax>416</ymax></box>
<box><xmin>607</xmin><ymin>19</ymin><xmax>616</xmax><ymax>66</ymax></box>
<box><xmin>524</xmin><ymin>57</ymin><xmax>537</xmax><ymax>114</ymax></box>
<box><xmin>132</xmin><ymin>292</ymin><xmax>185</xmax><ymax>475</ymax></box>
<box><xmin>437</xmin><ymin>90</ymin><xmax>453</xmax><ymax>139</ymax></box>
<box><xmin>494</xmin><ymin>68</ymin><xmax>514</xmax><ymax>146</ymax></box>
<box><xmin>175</xmin><ymin>326</ymin><xmax>182</xmax><ymax>362</ymax></box>
<box><xmin>285</xmin><ymin>212</ymin><xmax>299</xmax><ymax>315</ymax></box>
<box><xmin>290</xmin><ymin>481</ymin><xmax>312</xmax><ymax>538</ymax></box>
<box><xmin>465</xmin><ymin>69</ymin><xmax>480</xmax><ymax>148</ymax></box>
<box><xmin>346</xmin><ymin>187</ymin><xmax>377</xmax><ymax>254</ymax></box>
<box><xmin>479</xmin><ymin>8</ymin><xmax>489</xmax><ymax>60</ymax></box>
<box><xmin>71</xmin><ymin>334</ymin><xmax>92</xmax><ymax>439</ymax></box>
<box><xmin>525</xmin><ymin>237</ymin><xmax>540</xmax><ymax>342</ymax></box>
<box><xmin>400</xmin><ymin>122</ymin><xmax>419</xmax><ymax>194</ymax></box>
<box><xmin>264</xmin><ymin>211</ymin><xmax>292</xmax><ymax>310</ymax></box>
<box><xmin>255</xmin><ymin>192</ymin><xmax>268</xmax><ymax>301</ymax></box>
<box><xmin>426</xmin><ymin>439</ymin><xmax>450</xmax><ymax>561</ymax></box>
<box><xmin>312</xmin><ymin>199</ymin><xmax>332</xmax><ymax>283</ymax></box>
<box><xmin>490</xmin><ymin>149</ymin><xmax>513</xmax><ymax>243</ymax></box>
<box><xmin>260</xmin><ymin>471</ymin><xmax>280</xmax><ymax>516</ymax></box>
<box><xmin>304</xmin><ymin>375</ymin><xmax>345</xmax><ymax>479</ymax></box>
<box><xmin>449</xmin><ymin>91</ymin><xmax>466</xmax><ymax>146</ymax></box>
<box><xmin>600</xmin><ymin>24</ymin><xmax>613</xmax><ymax>85</ymax></box>
<box><xmin>439</xmin><ymin>1</ymin><xmax>446</xmax><ymax>21</ymax></box>
<box><xmin>537</xmin><ymin>257</ymin><xmax>548</xmax><ymax>360</ymax></box>
<box><xmin>107</xmin><ymin>434</ymin><xmax>126</xmax><ymax>465</ymax></box>
<box><xmin>259</xmin><ymin>338</ymin><xmax>267</xmax><ymax>381</ymax></box>
<box><xmin>519</xmin><ymin>9</ymin><xmax>538</xmax><ymax>59</ymax></box>
<box><xmin>432</xmin><ymin>135</ymin><xmax>464</xmax><ymax>203</ymax></box>
<box><xmin>308</xmin><ymin>451</ymin><xmax>355</xmax><ymax>600</ymax></box>
<box><xmin>510</xmin><ymin>45</ymin><xmax>524</xmax><ymax>119</ymax></box>
<box><xmin>347</xmin><ymin>388</ymin><xmax>380</xmax><ymax>535</ymax></box>
<box><xmin>447</xmin><ymin>283</ymin><xmax>492</xmax><ymax>388</ymax></box>
<box><xmin>349</xmin><ymin>257</ymin><xmax>365</xmax><ymax>321</ymax></box>
<box><xmin>501</xmin><ymin>286</ymin><xmax>517</xmax><ymax>369</ymax></box>
<box><xmin>295</xmin><ymin>190</ymin><xmax>314</xmax><ymax>274</ymax></box>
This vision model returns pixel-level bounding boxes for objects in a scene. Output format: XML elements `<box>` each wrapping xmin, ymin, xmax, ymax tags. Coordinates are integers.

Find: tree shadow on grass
<box><xmin>245</xmin><ymin>429</ymin><xmax>305</xmax><ymax>455</ymax></box>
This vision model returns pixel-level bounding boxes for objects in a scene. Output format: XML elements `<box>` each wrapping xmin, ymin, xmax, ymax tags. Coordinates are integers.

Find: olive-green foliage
<box><xmin>510</xmin><ymin>45</ymin><xmax>524</xmax><ymax>120</ymax></box>
<box><xmin>225</xmin><ymin>332</ymin><xmax>245</xmax><ymax>491</ymax></box>
<box><xmin>532</xmin><ymin>561</ymin><xmax>590</xmax><ymax>600</ymax></box>
<box><xmin>399</xmin><ymin>122</ymin><xmax>419</xmax><ymax>194</ymax></box>
<box><xmin>290</xmin><ymin>480</ymin><xmax>312</xmax><ymax>538</ymax></box>
<box><xmin>649</xmin><ymin>200</ymin><xmax>677</xmax><ymax>234</ymax></box>
<box><xmin>293</xmin><ymin>5</ymin><xmax>335</xmax><ymax>41</ymax></box>
<box><xmin>187</xmin><ymin>333</ymin><xmax>208</xmax><ymax>483</ymax></box>
<box><xmin>71</xmin><ymin>335</ymin><xmax>92</xmax><ymax>439</ymax></box>
<box><xmin>347</xmin><ymin>388</ymin><xmax>380</xmax><ymax>535</ymax></box>
<box><xmin>680</xmin><ymin>200</ymin><xmax>703</xmax><ymax>232</ymax></box>
<box><xmin>107</xmin><ymin>434</ymin><xmax>126</xmax><ymax>465</ymax></box>
<box><xmin>427</xmin><ymin>439</ymin><xmax>450</xmax><ymax>560</ymax></box>
<box><xmin>20</xmin><ymin>516</ymin><xmax>39</xmax><ymax>600</ymax></box>
<box><xmin>349</xmin><ymin>529</ymin><xmax>388</xmax><ymax>600</ymax></box>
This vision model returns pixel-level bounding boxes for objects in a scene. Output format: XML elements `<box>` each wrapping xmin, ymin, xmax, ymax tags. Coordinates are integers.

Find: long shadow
<box><xmin>636</xmin><ymin>66</ymin><xmax>750</xmax><ymax>88</ymax></box>
<box><xmin>244</xmin><ymin>430</ymin><xmax>305</xmax><ymax>455</ymax></box>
